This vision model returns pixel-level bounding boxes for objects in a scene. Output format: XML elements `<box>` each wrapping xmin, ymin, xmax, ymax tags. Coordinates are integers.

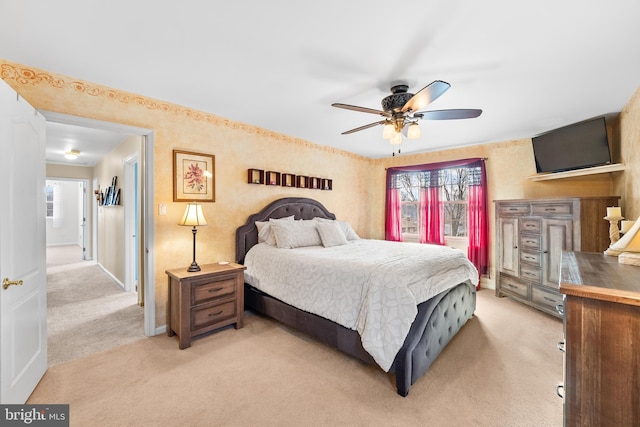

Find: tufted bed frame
<box><xmin>235</xmin><ymin>197</ymin><xmax>476</xmax><ymax>396</ymax></box>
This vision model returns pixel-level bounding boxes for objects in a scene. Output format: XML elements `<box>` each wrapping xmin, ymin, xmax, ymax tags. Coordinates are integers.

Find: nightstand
<box><xmin>166</xmin><ymin>262</ymin><xmax>246</xmax><ymax>349</ymax></box>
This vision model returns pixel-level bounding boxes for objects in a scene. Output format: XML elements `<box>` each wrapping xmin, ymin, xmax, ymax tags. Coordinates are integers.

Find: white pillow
<box><xmin>314</xmin><ymin>217</ymin><xmax>360</xmax><ymax>241</ymax></box>
<box><xmin>316</xmin><ymin>221</ymin><xmax>348</xmax><ymax>247</ymax></box>
<box><xmin>256</xmin><ymin>215</ymin><xmax>294</xmax><ymax>246</ymax></box>
<box><xmin>338</xmin><ymin>220</ymin><xmax>360</xmax><ymax>241</ymax></box>
<box><xmin>270</xmin><ymin>219</ymin><xmax>322</xmax><ymax>249</ymax></box>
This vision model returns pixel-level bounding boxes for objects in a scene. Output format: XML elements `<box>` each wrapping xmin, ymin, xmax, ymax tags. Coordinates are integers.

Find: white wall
<box><xmin>45</xmin><ymin>180</ymin><xmax>82</xmax><ymax>246</ymax></box>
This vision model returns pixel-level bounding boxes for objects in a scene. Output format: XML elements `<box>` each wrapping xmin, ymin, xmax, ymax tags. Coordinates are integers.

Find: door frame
<box><xmin>123</xmin><ymin>153</ymin><xmax>139</xmax><ymax>294</ymax></box>
<box><xmin>42</xmin><ymin>111</ymin><xmax>158</xmax><ymax>337</ymax></box>
<box><xmin>44</xmin><ymin>178</ymin><xmax>91</xmax><ymax>260</ymax></box>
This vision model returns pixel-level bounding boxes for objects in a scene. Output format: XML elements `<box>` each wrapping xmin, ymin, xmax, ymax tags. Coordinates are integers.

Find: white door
<box><xmin>0</xmin><ymin>81</ymin><xmax>47</xmax><ymax>403</ymax></box>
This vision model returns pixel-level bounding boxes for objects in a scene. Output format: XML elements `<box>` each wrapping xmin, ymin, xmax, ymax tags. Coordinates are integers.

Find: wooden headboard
<box><xmin>235</xmin><ymin>197</ymin><xmax>336</xmax><ymax>264</ymax></box>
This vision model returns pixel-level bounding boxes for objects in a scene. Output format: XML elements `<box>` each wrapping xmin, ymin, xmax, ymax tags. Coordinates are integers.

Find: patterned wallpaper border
<box><xmin>0</xmin><ymin>61</ymin><xmax>366</xmax><ymax>161</ymax></box>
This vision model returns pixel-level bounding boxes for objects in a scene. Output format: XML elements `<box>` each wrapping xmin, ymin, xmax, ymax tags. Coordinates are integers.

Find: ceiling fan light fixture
<box><xmin>390</xmin><ymin>132</ymin><xmax>402</xmax><ymax>145</ymax></box>
<box><xmin>382</xmin><ymin>123</ymin><xmax>395</xmax><ymax>139</ymax></box>
<box><xmin>407</xmin><ymin>123</ymin><xmax>421</xmax><ymax>140</ymax></box>
<box><xmin>64</xmin><ymin>150</ymin><xmax>80</xmax><ymax>160</ymax></box>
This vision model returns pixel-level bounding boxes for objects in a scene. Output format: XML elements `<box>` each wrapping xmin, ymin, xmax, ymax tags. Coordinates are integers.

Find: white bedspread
<box><xmin>244</xmin><ymin>239</ymin><xmax>479</xmax><ymax>371</ymax></box>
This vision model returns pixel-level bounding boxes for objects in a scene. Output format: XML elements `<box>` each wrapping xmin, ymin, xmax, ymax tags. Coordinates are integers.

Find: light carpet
<box><xmin>47</xmin><ymin>258</ymin><xmax>144</xmax><ymax>366</ymax></box>
<box><xmin>29</xmin><ymin>289</ymin><xmax>564</xmax><ymax>426</ymax></box>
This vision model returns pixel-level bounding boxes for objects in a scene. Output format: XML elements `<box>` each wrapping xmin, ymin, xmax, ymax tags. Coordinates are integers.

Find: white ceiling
<box><xmin>2</xmin><ymin>0</ymin><xmax>640</xmax><ymax>160</ymax></box>
<box><xmin>44</xmin><ymin>120</ymin><xmax>131</xmax><ymax>167</ymax></box>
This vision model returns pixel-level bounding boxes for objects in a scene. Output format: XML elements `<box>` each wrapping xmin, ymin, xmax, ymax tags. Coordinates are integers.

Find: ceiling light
<box><xmin>390</xmin><ymin>132</ymin><xmax>402</xmax><ymax>145</ymax></box>
<box><xmin>382</xmin><ymin>123</ymin><xmax>395</xmax><ymax>139</ymax></box>
<box><xmin>407</xmin><ymin>123</ymin><xmax>421</xmax><ymax>140</ymax></box>
<box><xmin>64</xmin><ymin>150</ymin><xmax>80</xmax><ymax>160</ymax></box>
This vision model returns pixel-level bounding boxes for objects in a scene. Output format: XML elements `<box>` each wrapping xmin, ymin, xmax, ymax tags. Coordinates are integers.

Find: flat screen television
<box><xmin>532</xmin><ymin>117</ymin><xmax>611</xmax><ymax>173</ymax></box>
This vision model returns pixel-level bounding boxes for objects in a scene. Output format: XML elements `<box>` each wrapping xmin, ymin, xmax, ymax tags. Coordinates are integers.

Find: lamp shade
<box><xmin>407</xmin><ymin>123</ymin><xmax>421</xmax><ymax>139</ymax></box>
<box><xmin>390</xmin><ymin>132</ymin><xmax>402</xmax><ymax>145</ymax></box>
<box><xmin>382</xmin><ymin>123</ymin><xmax>395</xmax><ymax>139</ymax></box>
<box><xmin>178</xmin><ymin>202</ymin><xmax>208</xmax><ymax>227</ymax></box>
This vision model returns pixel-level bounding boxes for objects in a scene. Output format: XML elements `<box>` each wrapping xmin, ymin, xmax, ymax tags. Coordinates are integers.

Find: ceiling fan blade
<box><xmin>417</xmin><ymin>109</ymin><xmax>483</xmax><ymax>120</ymax></box>
<box><xmin>332</xmin><ymin>103</ymin><xmax>390</xmax><ymax>117</ymax></box>
<box><xmin>401</xmin><ymin>80</ymin><xmax>451</xmax><ymax>113</ymax></box>
<box><xmin>341</xmin><ymin>120</ymin><xmax>387</xmax><ymax>135</ymax></box>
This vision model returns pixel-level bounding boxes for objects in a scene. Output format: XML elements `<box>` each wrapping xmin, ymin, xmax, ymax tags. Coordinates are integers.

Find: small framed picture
<box><xmin>173</xmin><ymin>150</ymin><xmax>215</xmax><ymax>202</ymax></box>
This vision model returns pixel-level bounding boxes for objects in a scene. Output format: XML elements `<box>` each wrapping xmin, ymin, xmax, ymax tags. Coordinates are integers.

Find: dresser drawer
<box><xmin>520</xmin><ymin>250</ymin><xmax>542</xmax><ymax>267</ymax></box>
<box><xmin>520</xmin><ymin>219</ymin><xmax>541</xmax><ymax>233</ymax></box>
<box><xmin>531</xmin><ymin>286</ymin><xmax>563</xmax><ymax>312</ymax></box>
<box><xmin>531</xmin><ymin>203</ymin><xmax>573</xmax><ymax>216</ymax></box>
<box><xmin>520</xmin><ymin>234</ymin><xmax>541</xmax><ymax>250</ymax></box>
<box><xmin>500</xmin><ymin>275</ymin><xmax>528</xmax><ymax>299</ymax></box>
<box><xmin>192</xmin><ymin>300</ymin><xmax>237</xmax><ymax>330</ymax></box>
<box><xmin>192</xmin><ymin>277</ymin><xmax>236</xmax><ymax>305</ymax></box>
<box><xmin>520</xmin><ymin>264</ymin><xmax>541</xmax><ymax>282</ymax></box>
<box><xmin>497</xmin><ymin>204</ymin><xmax>530</xmax><ymax>216</ymax></box>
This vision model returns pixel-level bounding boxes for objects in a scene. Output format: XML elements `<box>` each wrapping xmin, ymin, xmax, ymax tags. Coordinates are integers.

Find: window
<box><xmin>397</xmin><ymin>168</ymin><xmax>470</xmax><ymax>241</ymax></box>
<box><xmin>396</xmin><ymin>173</ymin><xmax>420</xmax><ymax>238</ymax></box>
<box><xmin>45</xmin><ymin>183</ymin><xmax>55</xmax><ymax>218</ymax></box>
<box><xmin>441</xmin><ymin>168</ymin><xmax>469</xmax><ymax>238</ymax></box>
<box><xmin>386</xmin><ymin>158</ymin><xmax>488</xmax><ymax>279</ymax></box>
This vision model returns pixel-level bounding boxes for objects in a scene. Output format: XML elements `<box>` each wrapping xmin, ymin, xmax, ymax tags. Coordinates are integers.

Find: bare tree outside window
<box><xmin>398</xmin><ymin>168</ymin><xmax>469</xmax><ymax>240</ymax></box>
<box><xmin>398</xmin><ymin>174</ymin><xmax>420</xmax><ymax>237</ymax></box>
<box><xmin>441</xmin><ymin>168</ymin><xmax>468</xmax><ymax>237</ymax></box>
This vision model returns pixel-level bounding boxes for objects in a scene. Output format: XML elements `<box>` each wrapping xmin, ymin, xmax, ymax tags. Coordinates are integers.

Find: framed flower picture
<box><xmin>173</xmin><ymin>150</ymin><xmax>215</xmax><ymax>202</ymax></box>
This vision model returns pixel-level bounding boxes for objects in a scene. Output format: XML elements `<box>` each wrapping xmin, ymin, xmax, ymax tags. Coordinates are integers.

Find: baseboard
<box><xmin>480</xmin><ymin>276</ymin><xmax>495</xmax><ymax>290</ymax></box>
<box><xmin>97</xmin><ymin>263</ymin><xmax>125</xmax><ymax>290</ymax></box>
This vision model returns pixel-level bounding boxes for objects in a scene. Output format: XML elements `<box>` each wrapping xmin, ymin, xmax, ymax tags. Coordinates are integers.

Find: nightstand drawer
<box><xmin>192</xmin><ymin>301</ymin><xmax>237</xmax><ymax>330</ymax></box>
<box><xmin>192</xmin><ymin>277</ymin><xmax>236</xmax><ymax>305</ymax></box>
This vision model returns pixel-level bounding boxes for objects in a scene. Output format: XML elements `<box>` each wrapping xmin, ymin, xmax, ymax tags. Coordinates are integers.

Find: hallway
<box><xmin>46</xmin><ymin>245</ymin><xmax>145</xmax><ymax>366</ymax></box>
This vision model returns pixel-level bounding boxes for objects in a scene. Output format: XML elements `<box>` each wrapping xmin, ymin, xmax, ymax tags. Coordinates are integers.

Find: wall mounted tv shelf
<box><xmin>527</xmin><ymin>163</ymin><xmax>625</xmax><ymax>181</ymax></box>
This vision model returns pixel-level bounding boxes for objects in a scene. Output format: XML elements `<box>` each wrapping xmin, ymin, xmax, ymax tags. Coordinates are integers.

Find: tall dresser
<box><xmin>494</xmin><ymin>196</ymin><xmax>620</xmax><ymax>317</ymax></box>
<box><xmin>559</xmin><ymin>251</ymin><xmax>640</xmax><ymax>426</ymax></box>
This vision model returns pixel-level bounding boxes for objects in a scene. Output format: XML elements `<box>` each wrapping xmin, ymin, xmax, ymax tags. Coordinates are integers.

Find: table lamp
<box><xmin>178</xmin><ymin>202</ymin><xmax>208</xmax><ymax>272</ymax></box>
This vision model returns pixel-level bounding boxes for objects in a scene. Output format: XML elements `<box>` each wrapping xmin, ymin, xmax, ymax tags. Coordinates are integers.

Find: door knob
<box><xmin>3</xmin><ymin>278</ymin><xmax>23</xmax><ymax>290</ymax></box>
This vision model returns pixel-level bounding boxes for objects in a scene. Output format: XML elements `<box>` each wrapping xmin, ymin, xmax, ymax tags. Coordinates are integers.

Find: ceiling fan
<box><xmin>332</xmin><ymin>80</ymin><xmax>482</xmax><ymax>152</ymax></box>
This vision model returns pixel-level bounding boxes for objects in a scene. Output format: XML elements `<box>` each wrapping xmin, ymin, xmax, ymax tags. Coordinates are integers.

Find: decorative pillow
<box><xmin>256</xmin><ymin>215</ymin><xmax>294</xmax><ymax>245</ymax></box>
<box><xmin>316</xmin><ymin>221</ymin><xmax>348</xmax><ymax>247</ymax></box>
<box><xmin>314</xmin><ymin>217</ymin><xmax>360</xmax><ymax>241</ymax></box>
<box><xmin>270</xmin><ymin>219</ymin><xmax>322</xmax><ymax>249</ymax></box>
<box><xmin>337</xmin><ymin>220</ymin><xmax>360</xmax><ymax>241</ymax></box>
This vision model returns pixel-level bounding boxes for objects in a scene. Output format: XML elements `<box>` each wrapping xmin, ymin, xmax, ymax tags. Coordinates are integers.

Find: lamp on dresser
<box><xmin>178</xmin><ymin>202</ymin><xmax>208</xmax><ymax>272</ymax></box>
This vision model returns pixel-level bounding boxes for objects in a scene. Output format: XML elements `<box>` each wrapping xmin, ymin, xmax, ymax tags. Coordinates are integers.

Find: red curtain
<box><xmin>385</xmin><ymin>187</ymin><xmax>402</xmax><ymax>241</ymax></box>
<box><xmin>467</xmin><ymin>160</ymin><xmax>488</xmax><ymax>288</ymax></box>
<box><xmin>419</xmin><ymin>186</ymin><xmax>444</xmax><ymax>245</ymax></box>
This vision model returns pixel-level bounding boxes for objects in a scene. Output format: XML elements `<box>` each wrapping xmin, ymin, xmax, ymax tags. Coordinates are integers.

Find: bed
<box><xmin>235</xmin><ymin>197</ymin><xmax>477</xmax><ymax>396</ymax></box>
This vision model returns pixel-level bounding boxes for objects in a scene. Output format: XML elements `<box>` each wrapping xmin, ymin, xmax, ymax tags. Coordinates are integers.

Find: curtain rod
<box><xmin>385</xmin><ymin>157</ymin><xmax>488</xmax><ymax>170</ymax></box>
